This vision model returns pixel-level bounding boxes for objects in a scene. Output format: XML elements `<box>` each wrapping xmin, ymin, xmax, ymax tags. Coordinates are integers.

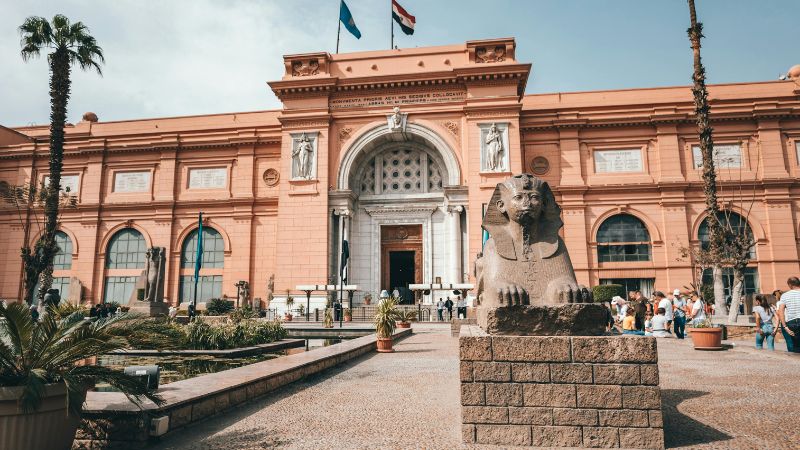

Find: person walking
<box><xmin>456</xmin><ymin>296</ymin><xmax>466</xmax><ymax>319</ymax></box>
<box><xmin>436</xmin><ymin>298</ymin><xmax>444</xmax><ymax>322</ymax></box>
<box><xmin>777</xmin><ymin>277</ymin><xmax>800</xmax><ymax>353</ymax></box>
<box><xmin>752</xmin><ymin>294</ymin><xmax>777</xmax><ymax>350</ymax></box>
<box><xmin>444</xmin><ymin>296</ymin><xmax>454</xmax><ymax>321</ymax></box>
<box><xmin>773</xmin><ymin>290</ymin><xmax>793</xmax><ymax>352</ymax></box>
<box><xmin>655</xmin><ymin>291</ymin><xmax>673</xmax><ymax>333</ymax></box>
<box><xmin>672</xmin><ymin>289</ymin><xmax>687</xmax><ymax>339</ymax></box>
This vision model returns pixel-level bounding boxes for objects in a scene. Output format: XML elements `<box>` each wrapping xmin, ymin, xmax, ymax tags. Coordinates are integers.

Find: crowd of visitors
<box><xmin>605</xmin><ymin>276</ymin><xmax>800</xmax><ymax>353</ymax></box>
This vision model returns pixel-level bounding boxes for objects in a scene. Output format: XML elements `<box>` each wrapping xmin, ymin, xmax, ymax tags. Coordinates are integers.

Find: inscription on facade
<box><xmin>692</xmin><ymin>144</ymin><xmax>742</xmax><ymax>169</ymax></box>
<box><xmin>189</xmin><ymin>167</ymin><xmax>227</xmax><ymax>189</ymax></box>
<box><xmin>330</xmin><ymin>90</ymin><xmax>466</xmax><ymax>109</ymax></box>
<box><xmin>594</xmin><ymin>149</ymin><xmax>643</xmax><ymax>173</ymax></box>
<box><xmin>113</xmin><ymin>171</ymin><xmax>150</xmax><ymax>193</ymax></box>
<box><xmin>45</xmin><ymin>174</ymin><xmax>79</xmax><ymax>194</ymax></box>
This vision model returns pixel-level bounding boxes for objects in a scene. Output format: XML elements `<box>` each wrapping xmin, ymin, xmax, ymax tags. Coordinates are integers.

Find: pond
<box><xmin>95</xmin><ymin>338</ymin><xmax>344</xmax><ymax>390</ymax></box>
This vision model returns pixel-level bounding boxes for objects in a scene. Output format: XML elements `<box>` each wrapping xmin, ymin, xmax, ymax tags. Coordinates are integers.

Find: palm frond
<box><xmin>18</xmin><ymin>16</ymin><xmax>53</xmax><ymax>60</ymax></box>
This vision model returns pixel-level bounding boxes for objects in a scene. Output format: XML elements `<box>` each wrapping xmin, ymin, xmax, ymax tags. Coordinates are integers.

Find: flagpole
<box><xmin>336</xmin><ymin>13</ymin><xmax>341</xmax><ymax>53</ymax></box>
<box><xmin>390</xmin><ymin>0</ymin><xmax>394</xmax><ymax>49</ymax></box>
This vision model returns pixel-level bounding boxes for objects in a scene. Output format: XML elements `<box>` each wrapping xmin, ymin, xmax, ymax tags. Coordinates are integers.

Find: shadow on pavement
<box><xmin>662</xmin><ymin>389</ymin><xmax>731</xmax><ymax>449</ymax></box>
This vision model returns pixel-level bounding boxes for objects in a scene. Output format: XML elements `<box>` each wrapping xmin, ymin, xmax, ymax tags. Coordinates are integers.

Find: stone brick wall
<box><xmin>460</xmin><ymin>326</ymin><xmax>664</xmax><ymax>449</ymax></box>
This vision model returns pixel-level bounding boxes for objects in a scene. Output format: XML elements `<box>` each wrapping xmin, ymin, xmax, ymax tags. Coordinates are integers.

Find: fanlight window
<box><xmin>105</xmin><ymin>229</ymin><xmax>146</xmax><ymax>269</ymax></box>
<box><xmin>357</xmin><ymin>148</ymin><xmax>443</xmax><ymax>195</ymax></box>
<box><xmin>181</xmin><ymin>227</ymin><xmax>224</xmax><ymax>268</ymax></box>
<box><xmin>597</xmin><ymin>214</ymin><xmax>651</xmax><ymax>262</ymax></box>
<box><xmin>698</xmin><ymin>211</ymin><xmax>756</xmax><ymax>259</ymax></box>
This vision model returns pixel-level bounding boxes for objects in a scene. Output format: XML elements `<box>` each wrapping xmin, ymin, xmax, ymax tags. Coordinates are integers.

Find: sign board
<box><xmin>44</xmin><ymin>174</ymin><xmax>79</xmax><ymax>194</ymax></box>
<box><xmin>113</xmin><ymin>171</ymin><xmax>150</xmax><ymax>193</ymax></box>
<box><xmin>188</xmin><ymin>167</ymin><xmax>227</xmax><ymax>189</ymax></box>
<box><xmin>594</xmin><ymin>149</ymin><xmax>643</xmax><ymax>173</ymax></box>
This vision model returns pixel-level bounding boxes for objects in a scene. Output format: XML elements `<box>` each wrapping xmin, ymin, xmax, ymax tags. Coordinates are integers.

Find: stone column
<box><xmin>449</xmin><ymin>206</ymin><xmax>464</xmax><ymax>283</ymax></box>
<box><xmin>334</xmin><ymin>208</ymin><xmax>351</xmax><ymax>305</ymax></box>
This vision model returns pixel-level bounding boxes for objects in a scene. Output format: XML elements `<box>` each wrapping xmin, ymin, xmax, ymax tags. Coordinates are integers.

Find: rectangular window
<box><xmin>179</xmin><ymin>275</ymin><xmax>223</xmax><ymax>303</ymax></box>
<box><xmin>598</xmin><ymin>244</ymin><xmax>651</xmax><ymax>262</ymax></box>
<box><xmin>796</xmin><ymin>142</ymin><xmax>800</xmax><ymax>165</ymax></box>
<box><xmin>188</xmin><ymin>167</ymin><xmax>227</xmax><ymax>189</ymax></box>
<box><xmin>692</xmin><ymin>144</ymin><xmax>742</xmax><ymax>169</ymax></box>
<box><xmin>594</xmin><ymin>149</ymin><xmax>643</xmax><ymax>173</ymax></box>
<box><xmin>113</xmin><ymin>171</ymin><xmax>150</xmax><ymax>193</ymax></box>
<box><xmin>104</xmin><ymin>276</ymin><xmax>138</xmax><ymax>304</ymax></box>
<box><xmin>600</xmin><ymin>278</ymin><xmax>655</xmax><ymax>299</ymax></box>
<box><xmin>44</xmin><ymin>174</ymin><xmax>80</xmax><ymax>194</ymax></box>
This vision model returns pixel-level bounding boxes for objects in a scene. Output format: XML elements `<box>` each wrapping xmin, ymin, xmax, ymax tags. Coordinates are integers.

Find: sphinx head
<box><xmin>495</xmin><ymin>174</ymin><xmax>546</xmax><ymax>225</ymax></box>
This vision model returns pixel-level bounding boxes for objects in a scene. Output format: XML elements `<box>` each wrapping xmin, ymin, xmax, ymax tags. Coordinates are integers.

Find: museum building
<box><xmin>2</xmin><ymin>37</ymin><xmax>800</xmax><ymax>308</ymax></box>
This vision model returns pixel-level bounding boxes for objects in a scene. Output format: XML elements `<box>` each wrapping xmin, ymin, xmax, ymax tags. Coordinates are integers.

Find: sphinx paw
<box><xmin>496</xmin><ymin>284</ymin><xmax>529</xmax><ymax>306</ymax></box>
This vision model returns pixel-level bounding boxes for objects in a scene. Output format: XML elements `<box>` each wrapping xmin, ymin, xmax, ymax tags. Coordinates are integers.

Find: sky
<box><xmin>0</xmin><ymin>0</ymin><xmax>797</xmax><ymax>126</ymax></box>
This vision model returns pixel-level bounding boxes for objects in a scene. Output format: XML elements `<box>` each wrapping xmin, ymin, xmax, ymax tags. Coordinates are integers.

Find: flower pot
<box><xmin>284</xmin><ymin>314</ymin><xmax>293</xmax><ymax>322</ymax></box>
<box><xmin>376</xmin><ymin>337</ymin><xmax>394</xmax><ymax>352</ymax></box>
<box><xmin>690</xmin><ymin>327</ymin><xmax>723</xmax><ymax>350</ymax></box>
<box><xmin>0</xmin><ymin>383</ymin><xmax>81</xmax><ymax>450</ymax></box>
<box><xmin>397</xmin><ymin>321</ymin><xmax>410</xmax><ymax>329</ymax></box>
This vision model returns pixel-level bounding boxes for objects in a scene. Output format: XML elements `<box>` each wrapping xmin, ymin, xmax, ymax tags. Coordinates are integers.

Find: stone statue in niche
<box><xmin>238</xmin><ymin>280</ymin><xmax>250</xmax><ymax>308</ymax></box>
<box><xmin>144</xmin><ymin>246</ymin><xmax>166</xmax><ymax>302</ymax></box>
<box><xmin>387</xmin><ymin>106</ymin><xmax>408</xmax><ymax>132</ymax></box>
<box><xmin>475</xmin><ymin>174</ymin><xmax>602</xmax><ymax>335</ymax></box>
<box><xmin>484</xmin><ymin>123</ymin><xmax>504</xmax><ymax>171</ymax></box>
<box><xmin>292</xmin><ymin>133</ymin><xmax>314</xmax><ymax>179</ymax></box>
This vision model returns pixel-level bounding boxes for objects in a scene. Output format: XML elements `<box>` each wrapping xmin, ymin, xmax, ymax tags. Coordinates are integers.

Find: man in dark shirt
<box><xmin>444</xmin><ymin>297</ymin><xmax>454</xmax><ymax>321</ymax></box>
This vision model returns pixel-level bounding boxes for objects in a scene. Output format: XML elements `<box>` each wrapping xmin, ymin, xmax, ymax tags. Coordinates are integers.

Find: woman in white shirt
<box><xmin>753</xmin><ymin>294</ymin><xmax>777</xmax><ymax>350</ymax></box>
<box><xmin>690</xmin><ymin>292</ymin><xmax>706</xmax><ymax>326</ymax></box>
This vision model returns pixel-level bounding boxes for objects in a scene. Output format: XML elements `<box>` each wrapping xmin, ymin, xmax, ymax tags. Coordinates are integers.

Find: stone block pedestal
<box><xmin>127</xmin><ymin>300</ymin><xmax>169</xmax><ymax>317</ymax></box>
<box><xmin>460</xmin><ymin>326</ymin><xmax>664</xmax><ymax>449</ymax></box>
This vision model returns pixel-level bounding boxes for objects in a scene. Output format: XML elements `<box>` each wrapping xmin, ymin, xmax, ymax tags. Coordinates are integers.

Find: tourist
<box><xmin>456</xmin><ymin>296</ymin><xmax>466</xmax><ymax>319</ymax></box>
<box><xmin>29</xmin><ymin>304</ymin><xmax>39</xmax><ymax>322</ymax></box>
<box><xmin>774</xmin><ymin>290</ymin><xmax>793</xmax><ymax>352</ymax></box>
<box><xmin>98</xmin><ymin>303</ymin><xmax>109</xmax><ymax>319</ymax></box>
<box><xmin>655</xmin><ymin>291</ymin><xmax>673</xmax><ymax>332</ymax></box>
<box><xmin>752</xmin><ymin>294</ymin><xmax>777</xmax><ymax>350</ymax></box>
<box><xmin>672</xmin><ymin>289</ymin><xmax>687</xmax><ymax>339</ymax></box>
<box><xmin>444</xmin><ymin>296</ymin><xmax>454</xmax><ymax>320</ymax></box>
<box><xmin>634</xmin><ymin>300</ymin><xmax>647</xmax><ymax>332</ymax></box>
<box><xmin>777</xmin><ymin>277</ymin><xmax>800</xmax><ymax>353</ymax></box>
<box><xmin>644</xmin><ymin>312</ymin><xmax>653</xmax><ymax>336</ymax></box>
<box><xmin>689</xmin><ymin>291</ymin><xmax>706</xmax><ymax>326</ymax></box>
<box><xmin>611</xmin><ymin>296</ymin><xmax>627</xmax><ymax>325</ymax></box>
<box><xmin>622</xmin><ymin>308</ymin><xmax>643</xmax><ymax>335</ymax></box>
<box><xmin>436</xmin><ymin>298</ymin><xmax>444</xmax><ymax>321</ymax></box>
<box><xmin>168</xmin><ymin>305</ymin><xmax>178</xmax><ymax>319</ymax></box>
<box><xmin>651</xmin><ymin>307</ymin><xmax>672</xmax><ymax>338</ymax></box>
<box><xmin>602</xmin><ymin>302</ymin><xmax>615</xmax><ymax>332</ymax></box>
<box><xmin>89</xmin><ymin>304</ymin><xmax>98</xmax><ymax>319</ymax></box>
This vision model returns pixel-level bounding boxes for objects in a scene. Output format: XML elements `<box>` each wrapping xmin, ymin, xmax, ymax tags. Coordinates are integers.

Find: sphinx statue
<box><xmin>475</xmin><ymin>174</ymin><xmax>603</xmax><ymax>335</ymax></box>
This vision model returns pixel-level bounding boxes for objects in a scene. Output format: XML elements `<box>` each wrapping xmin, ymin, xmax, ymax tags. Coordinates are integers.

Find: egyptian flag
<box><xmin>392</xmin><ymin>0</ymin><xmax>415</xmax><ymax>35</ymax></box>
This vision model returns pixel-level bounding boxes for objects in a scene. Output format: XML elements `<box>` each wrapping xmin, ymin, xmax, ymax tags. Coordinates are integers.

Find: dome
<box><xmin>81</xmin><ymin>112</ymin><xmax>99</xmax><ymax>122</ymax></box>
<box><xmin>788</xmin><ymin>65</ymin><xmax>800</xmax><ymax>79</ymax></box>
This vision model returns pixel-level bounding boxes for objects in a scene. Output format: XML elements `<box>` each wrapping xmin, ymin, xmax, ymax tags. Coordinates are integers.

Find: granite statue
<box><xmin>144</xmin><ymin>246</ymin><xmax>166</xmax><ymax>302</ymax></box>
<box><xmin>475</xmin><ymin>174</ymin><xmax>602</xmax><ymax>335</ymax></box>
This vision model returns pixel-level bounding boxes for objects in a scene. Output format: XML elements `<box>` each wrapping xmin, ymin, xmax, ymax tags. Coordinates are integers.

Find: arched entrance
<box><xmin>330</xmin><ymin>122</ymin><xmax>466</xmax><ymax>304</ymax></box>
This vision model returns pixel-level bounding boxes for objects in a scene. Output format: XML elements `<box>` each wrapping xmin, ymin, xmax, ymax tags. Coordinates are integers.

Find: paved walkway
<box><xmin>149</xmin><ymin>326</ymin><xmax>799</xmax><ymax>450</ymax></box>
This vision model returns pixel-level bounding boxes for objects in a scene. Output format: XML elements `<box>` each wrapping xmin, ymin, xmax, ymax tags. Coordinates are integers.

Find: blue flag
<box><xmin>194</xmin><ymin>212</ymin><xmax>203</xmax><ymax>282</ymax></box>
<box><xmin>339</xmin><ymin>0</ymin><xmax>361</xmax><ymax>39</ymax></box>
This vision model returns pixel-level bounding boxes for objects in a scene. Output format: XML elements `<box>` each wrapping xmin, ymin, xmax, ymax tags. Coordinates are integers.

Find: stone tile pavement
<box><xmin>148</xmin><ymin>325</ymin><xmax>799</xmax><ymax>450</ymax></box>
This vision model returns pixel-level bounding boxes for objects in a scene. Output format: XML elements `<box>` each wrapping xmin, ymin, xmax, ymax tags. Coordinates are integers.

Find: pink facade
<box><xmin>2</xmin><ymin>38</ymin><xmax>800</xmax><ymax>307</ymax></box>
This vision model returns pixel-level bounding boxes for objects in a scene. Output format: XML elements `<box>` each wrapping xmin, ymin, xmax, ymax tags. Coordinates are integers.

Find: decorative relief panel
<box><xmin>479</xmin><ymin>122</ymin><xmax>510</xmax><ymax>172</ymax></box>
<box><xmin>283</xmin><ymin>52</ymin><xmax>328</xmax><ymax>78</ymax></box>
<box><xmin>530</xmin><ymin>156</ymin><xmax>550</xmax><ymax>175</ymax></box>
<box><xmin>262</xmin><ymin>168</ymin><xmax>280</xmax><ymax>187</ymax></box>
<box><xmin>113</xmin><ymin>171</ymin><xmax>150</xmax><ymax>193</ymax></box>
<box><xmin>188</xmin><ymin>167</ymin><xmax>226</xmax><ymax>189</ymax></box>
<box><xmin>387</xmin><ymin>107</ymin><xmax>409</xmax><ymax>133</ymax></box>
<box><xmin>475</xmin><ymin>46</ymin><xmax>506</xmax><ymax>63</ymax></box>
<box><xmin>292</xmin><ymin>59</ymin><xmax>319</xmax><ymax>76</ymax></box>
<box><xmin>289</xmin><ymin>132</ymin><xmax>319</xmax><ymax>180</ymax></box>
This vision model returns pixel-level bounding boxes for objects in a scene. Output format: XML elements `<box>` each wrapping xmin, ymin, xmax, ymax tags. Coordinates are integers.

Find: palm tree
<box><xmin>0</xmin><ymin>302</ymin><xmax>171</xmax><ymax>414</ymax></box>
<box><xmin>18</xmin><ymin>15</ymin><xmax>104</xmax><ymax>303</ymax></box>
<box><xmin>687</xmin><ymin>0</ymin><xmax>726</xmax><ymax>315</ymax></box>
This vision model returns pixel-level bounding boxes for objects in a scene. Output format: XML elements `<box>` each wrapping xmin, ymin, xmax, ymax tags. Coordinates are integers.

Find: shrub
<box><xmin>228</xmin><ymin>305</ymin><xmax>258</xmax><ymax>324</ymax></box>
<box><xmin>701</xmin><ymin>284</ymin><xmax>715</xmax><ymax>304</ymax></box>
<box><xmin>206</xmin><ymin>298</ymin><xmax>234</xmax><ymax>315</ymax></box>
<box><xmin>591</xmin><ymin>284</ymin><xmax>625</xmax><ymax>303</ymax></box>
<box><xmin>184</xmin><ymin>319</ymin><xmax>286</xmax><ymax>350</ymax></box>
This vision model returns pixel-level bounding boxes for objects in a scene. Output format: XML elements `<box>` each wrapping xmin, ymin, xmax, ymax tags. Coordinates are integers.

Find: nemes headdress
<box><xmin>482</xmin><ymin>173</ymin><xmax>562</xmax><ymax>260</ymax></box>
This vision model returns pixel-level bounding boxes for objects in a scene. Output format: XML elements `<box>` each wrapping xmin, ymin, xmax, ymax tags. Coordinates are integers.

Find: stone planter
<box><xmin>397</xmin><ymin>321</ymin><xmax>411</xmax><ymax>329</ymax></box>
<box><xmin>690</xmin><ymin>327</ymin><xmax>723</xmax><ymax>350</ymax></box>
<box><xmin>0</xmin><ymin>383</ymin><xmax>81</xmax><ymax>450</ymax></box>
<box><xmin>376</xmin><ymin>337</ymin><xmax>394</xmax><ymax>352</ymax></box>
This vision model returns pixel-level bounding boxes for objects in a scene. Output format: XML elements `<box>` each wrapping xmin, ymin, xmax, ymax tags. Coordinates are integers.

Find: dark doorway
<box><xmin>389</xmin><ymin>251</ymin><xmax>415</xmax><ymax>304</ymax></box>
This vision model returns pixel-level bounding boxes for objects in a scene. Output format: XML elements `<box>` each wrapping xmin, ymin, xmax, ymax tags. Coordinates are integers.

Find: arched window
<box><xmin>53</xmin><ymin>231</ymin><xmax>73</xmax><ymax>270</ymax></box>
<box><xmin>698</xmin><ymin>211</ymin><xmax>756</xmax><ymax>259</ymax></box>
<box><xmin>179</xmin><ymin>227</ymin><xmax>224</xmax><ymax>303</ymax></box>
<box><xmin>597</xmin><ymin>214</ymin><xmax>651</xmax><ymax>262</ymax></box>
<box><xmin>105</xmin><ymin>229</ymin><xmax>146</xmax><ymax>269</ymax></box>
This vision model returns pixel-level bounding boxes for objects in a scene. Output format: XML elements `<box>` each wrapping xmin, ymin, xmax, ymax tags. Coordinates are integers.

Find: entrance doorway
<box><xmin>381</xmin><ymin>225</ymin><xmax>422</xmax><ymax>304</ymax></box>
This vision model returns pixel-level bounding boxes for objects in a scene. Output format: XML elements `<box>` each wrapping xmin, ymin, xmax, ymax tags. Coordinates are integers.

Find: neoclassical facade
<box><xmin>2</xmin><ymin>38</ymin><xmax>800</xmax><ymax>308</ymax></box>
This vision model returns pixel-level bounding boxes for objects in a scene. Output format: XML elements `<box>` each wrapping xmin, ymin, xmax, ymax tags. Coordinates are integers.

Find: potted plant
<box><xmin>373</xmin><ymin>297</ymin><xmax>399</xmax><ymax>352</ymax></box>
<box><xmin>363</xmin><ymin>293</ymin><xmax>372</xmax><ymax>305</ymax></box>
<box><xmin>297</xmin><ymin>304</ymin><xmax>306</xmax><ymax>319</ymax></box>
<box><xmin>0</xmin><ymin>302</ymin><xmax>171</xmax><ymax>450</ymax></box>
<box><xmin>688</xmin><ymin>318</ymin><xmax>723</xmax><ymax>350</ymax></box>
<box><xmin>284</xmin><ymin>290</ymin><xmax>294</xmax><ymax>321</ymax></box>
<box><xmin>343</xmin><ymin>308</ymin><xmax>352</xmax><ymax>322</ymax></box>
<box><xmin>396</xmin><ymin>309</ymin><xmax>417</xmax><ymax>328</ymax></box>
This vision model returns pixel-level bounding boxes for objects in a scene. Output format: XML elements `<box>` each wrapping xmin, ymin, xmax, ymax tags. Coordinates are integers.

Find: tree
<box><xmin>18</xmin><ymin>15</ymin><xmax>103</xmax><ymax>303</ymax></box>
<box><xmin>687</xmin><ymin>0</ymin><xmax>727</xmax><ymax>314</ymax></box>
